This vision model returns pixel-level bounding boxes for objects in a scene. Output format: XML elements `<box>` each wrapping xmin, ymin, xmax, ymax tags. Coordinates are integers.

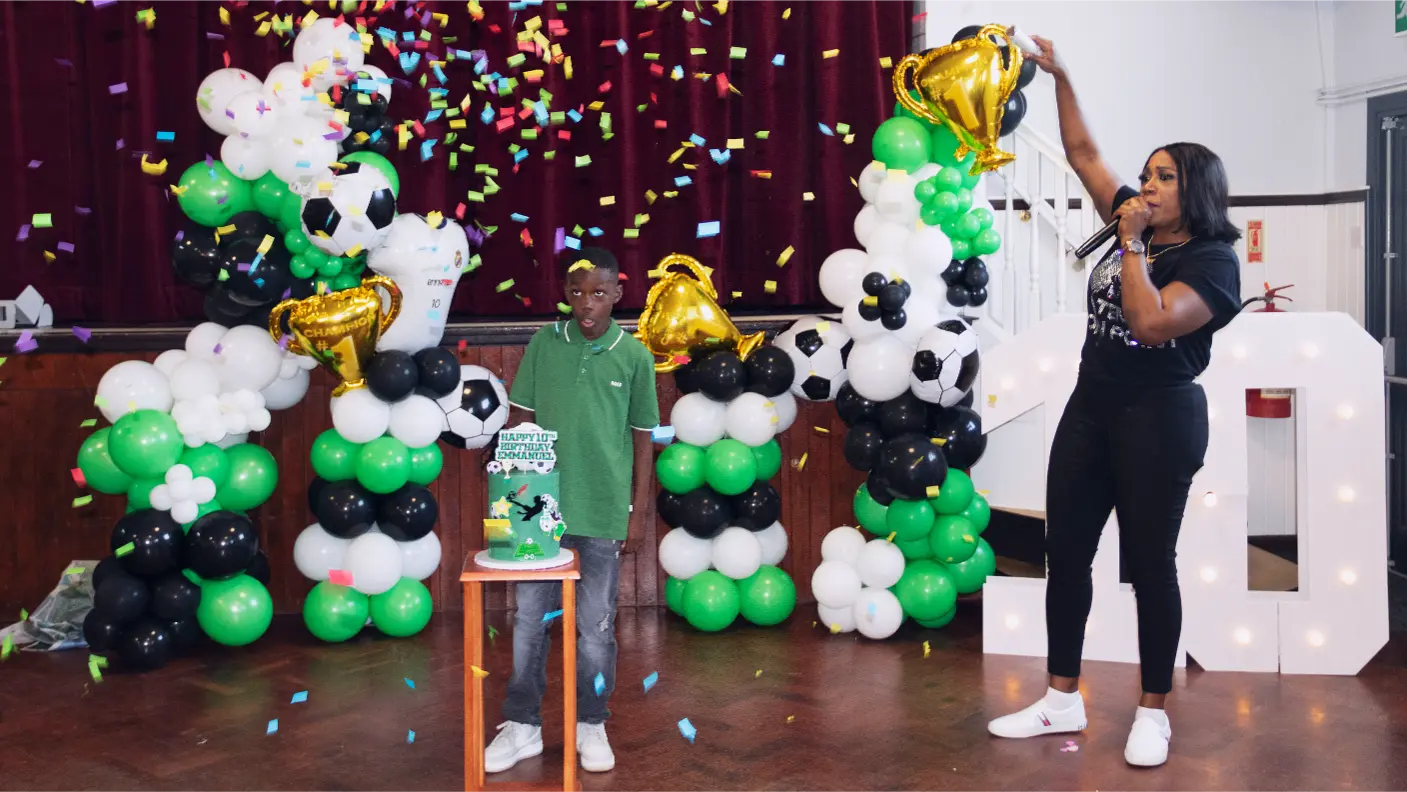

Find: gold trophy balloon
<box><xmin>268</xmin><ymin>276</ymin><xmax>403</xmax><ymax>396</ymax></box>
<box><xmin>634</xmin><ymin>254</ymin><xmax>765</xmax><ymax>372</ymax></box>
<box><xmin>893</xmin><ymin>23</ymin><xmax>1024</xmax><ymax>174</ymax></box>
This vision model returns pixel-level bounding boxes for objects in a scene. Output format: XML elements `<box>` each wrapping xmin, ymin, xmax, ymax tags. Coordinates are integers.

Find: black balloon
<box><xmin>730</xmin><ymin>481</ymin><xmax>781</xmax><ymax>531</ymax></box>
<box><xmin>378</xmin><ymin>484</ymin><xmax>439</xmax><ymax>541</ymax></box>
<box><xmin>878</xmin><ymin>283</ymin><xmax>907</xmax><ymax>313</ymax></box>
<box><xmin>858</xmin><ymin>300</ymin><xmax>883</xmax><ymax>322</ymax></box>
<box><xmin>929</xmin><ymin>406</ymin><xmax>987</xmax><ymax>470</ymax></box>
<box><xmin>150</xmin><ymin>574</ymin><xmax>202</xmax><ymax>620</ymax></box>
<box><xmin>343</xmin><ymin>116</ymin><xmax>395</xmax><ymax>155</ymax></box>
<box><xmin>92</xmin><ymin>573</ymin><xmax>149</xmax><ymax>625</ymax></box>
<box><xmin>218</xmin><ymin>237</ymin><xmax>292</xmax><ymax>305</ymax></box>
<box><xmin>186</xmin><ymin>511</ymin><xmax>260</xmax><ymax>580</ymax></box>
<box><xmin>843</xmin><ymin>423</ymin><xmax>885</xmax><ymax>472</ymax></box>
<box><xmin>82</xmin><ymin>609</ymin><xmax>124</xmax><ymax>654</ymax></box>
<box><xmin>111</xmin><ymin>510</ymin><xmax>185</xmax><ymax>578</ymax></box>
<box><xmin>940</xmin><ymin>258</ymin><xmax>968</xmax><ymax>286</ymax></box>
<box><xmin>956</xmin><ymin>389</ymin><xmax>976</xmax><ymax>409</ymax></box>
<box><xmin>1016</xmin><ymin>56</ymin><xmax>1037</xmax><ymax>89</ymax></box>
<box><xmin>878</xmin><ymin>392</ymin><xmax>931</xmax><ymax>438</ymax></box>
<box><xmin>366</xmin><ymin>350</ymin><xmax>419</xmax><ymax>403</ymax></box>
<box><xmin>224</xmin><ymin>211</ymin><xmax>279</xmax><ymax>243</ymax></box>
<box><xmin>672</xmin><ymin>359</ymin><xmax>701</xmax><ymax>395</ymax></box>
<box><xmin>307</xmin><ymin>476</ymin><xmax>330</xmax><ymax>516</ymax></box>
<box><xmin>951</xmin><ymin>24</ymin><xmax>985</xmax><ymax>43</ymax></box>
<box><xmin>203</xmin><ymin>285</ymin><xmax>258</xmax><ymax>326</ymax></box>
<box><xmin>92</xmin><ymin>556</ymin><xmax>121</xmax><ymax>591</ymax></box>
<box><xmin>946</xmin><ymin>284</ymin><xmax>972</xmax><ymax>307</ymax></box>
<box><xmin>880</xmin><ymin>309</ymin><xmax>907</xmax><ymax>330</ymax></box>
<box><xmin>865</xmin><ymin>474</ymin><xmax>897</xmax><ymax>506</ymax></box>
<box><xmin>414</xmin><ymin>348</ymin><xmax>461</xmax><ymax>397</ymax></box>
<box><xmin>835</xmin><ymin>382</ymin><xmax>881</xmax><ymax>427</ymax></box>
<box><xmin>118</xmin><ymin>618</ymin><xmax>172</xmax><ymax>671</ymax></box>
<box><xmin>963</xmin><ymin>258</ymin><xmax>990</xmax><ymax>289</ymax></box>
<box><xmin>1000</xmin><ymin>90</ymin><xmax>1028</xmax><ymax>137</ymax></box>
<box><xmin>862</xmin><ymin>272</ymin><xmax>888</xmax><ymax>296</ymax></box>
<box><xmin>164</xmin><ymin>616</ymin><xmax>203</xmax><ymax>652</ymax></box>
<box><xmin>246</xmin><ymin>549</ymin><xmax>271</xmax><ymax>587</ymax></box>
<box><xmin>695</xmin><ymin>350</ymin><xmax>746</xmax><ymax>402</ymax></box>
<box><xmin>679</xmin><ymin>486</ymin><xmax>734</xmax><ymax>539</ymax></box>
<box><xmin>172</xmin><ymin>226</ymin><xmax>222</xmax><ymax>289</ymax></box>
<box><xmin>743</xmin><ymin>346</ymin><xmax>795</xmax><ymax>398</ymax></box>
<box><xmin>313</xmin><ymin>480</ymin><xmax>378</xmax><ymax>538</ymax></box>
<box><xmin>968</xmin><ymin>286</ymin><xmax>989</xmax><ymax>307</ymax></box>
<box><xmin>656</xmin><ymin>489</ymin><xmax>688</xmax><ymax>529</ymax></box>
<box><xmin>875</xmin><ymin>434</ymin><xmax>949</xmax><ymax>501</ymax></box>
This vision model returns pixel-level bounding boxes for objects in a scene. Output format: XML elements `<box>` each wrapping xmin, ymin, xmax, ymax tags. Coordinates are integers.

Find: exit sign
<box><xmin>1247</xmin><ymin>219</ymin><xmax>1264</xmax><ymax>263</ymax></box>
<box><xmin>1398</xmin><ymin>1</ymin><xmax>1407</xmax><ymax>36</ymax></box>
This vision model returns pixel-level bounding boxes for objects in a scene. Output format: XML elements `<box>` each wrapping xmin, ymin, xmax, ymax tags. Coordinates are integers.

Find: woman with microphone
<box><xmin>985</xmin><ymin>35</ymin><xmax>1242</xmax><ymax>767</ymax></box>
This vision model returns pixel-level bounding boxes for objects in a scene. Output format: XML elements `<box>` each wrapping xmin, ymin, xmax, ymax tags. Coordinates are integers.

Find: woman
<box><xmin>985</xmin><ymin>36</ymin><xmax>1242</xmax><ymax>768</ymax></box>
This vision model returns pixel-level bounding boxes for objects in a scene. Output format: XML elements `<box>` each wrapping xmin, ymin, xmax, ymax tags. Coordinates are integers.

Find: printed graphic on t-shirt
<box><xmin>1087</xmin><ymin>250</ymin><xmax>1174</xmax><ymax>350</ymax></box>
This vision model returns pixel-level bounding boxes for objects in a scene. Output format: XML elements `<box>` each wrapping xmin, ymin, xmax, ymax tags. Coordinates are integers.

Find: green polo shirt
<box><xmin>508</xmin><ymin>319</ymin><xmax>660</xmax><ymax>540</ymax></box>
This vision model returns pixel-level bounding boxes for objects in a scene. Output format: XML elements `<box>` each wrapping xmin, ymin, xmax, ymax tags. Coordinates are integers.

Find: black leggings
<box><xmin>1044</xmin><ymin>380</ymin><xmax>1208</xmax><ymax>695</ymax></box>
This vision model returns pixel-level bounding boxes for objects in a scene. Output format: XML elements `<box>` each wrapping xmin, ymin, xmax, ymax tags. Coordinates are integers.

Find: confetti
<box><xmin>696</xmin><ymin>221</ymin><xmax>720</xmax><ymax>238</ymax></box>
<box><xmin>470</xmin><ymin>665</ymin><xmax>489</xmax><ymax>678</ymax></box>
<box><xmin>594</xmin><ymin>672</ymin><xmax>606</xmax><ymax>696</ymax></box>
<box><xmin>803</xmin><ymin>191</ymin><xmax>815</xmax><ymax>201</ymax></box>
<box><xmin>328</xmin><ymin>569</ymin><xmax>354</xmax><ymax>586</ymax></box>
<box><xmin>155</xmin><ymin>130</ymin><xmax>175</xmax><ymax>142</ymax></box>
<box><xmin>72</xmin><ymin>327</ymin><xmax>92</xmax><ymax>344</ymax></box>
<box><xmin>31</xmin><ymin>213</ymin><xmax>53</xmax><ymax>229</ymax></box>
<box><xmin>879</xmin><ymin>56</ymin><xmax>894</xmax><ymax>68</ymax></box>
<box><xmin>404</xmin><ymin>677</ymin><xmax>416</xmax><ymax>689</ymax></box>
<box><xmin>651</xmin><ymin>425</ymin><xmax>675</xmax><ymax>443</ymax></box>
<box><xmin>407</xmin><ymin>730</ymin><xmax>416</xmax><ymax>744</ymax></box>
<box><xmin>267</xmin><ymin>719</ymin><xmax>279</xmax><ymax>735</ymax></box>
<box><xmin>108</xmin><ymin>82</ymin><xmax>129</xmax><ymax>95</ymax></box>
<box><xmin>729</xmin><ymin>46</ymin><xmax>747</xmax><ymax>59</ymax></box>
<box><xmin>764</xmin><ymin>280</ymin><xmax>777</xmax><ymax>294</ymax></box>
<box><xmin>70</xmin><ymin>468</ymin><xmax>87</xmax><ymax>487</ymax></box>
<box><xmin>88</xmin><ymin>654</ymin><xmax>107</xmax><ymax>683</ymax></box>
<box><xmin>772</xmin><ymin>54</ymin><xmax>785</xmax><ymax>67</ymax></box>
<box><xmin>542</xmin><ymin>609</ymin><xmax>564</xmax><ymax>623</ymax></box>
<box><xmin>677</xmin><ymin>718</ymin><xmax>697</xmax><ymax>743</ymax></box>
<box><xmin>643</xmin><ymin>671</ymin><xmax>659</xmax><ymax>692</ymax></box>
<box><xmin>27</xmin><ymin>160</ymin><xmax>41</xmax><ymax>169</ymax></box>
<box><xmin>20</xmin><ymin>608</ymin><xmax>27</xmax><ymax>621</ymax></box>
<box><xmin>777</xmin><ymin>246</ymin><xmax>794</xmax><ymax>267</ymax></box>
<box><xmin>114</xmin><ymin>540</ymin><xmax>134</xmax><ymax>555</ymax></box>
<box><xmin>73</xmin><ymin>495</ymin><xmax>94</xmax><ymax>509</ymax></box>
<box><xmin>822</xmin><ymin>48</ymin><xmax>840</xmax><ymax>59</ymax></box>
<box><xmin>812</xmin><ymin>426</ymin><xmax>829</xmax><ymax>434</ymax></box>
<box><xmin>290</xmin><ymin>690</ymin><xmax>308</xmax><ymax>704</ymax></box>
<box><xmin>64</xmin><ymin>566</ymin><xmax>85</xmax><ymax>576</ymax></box>
<box><xmin>140</xmin><ymin>154</ymin><xmax>168</xmax><ymax>176</ymax></box>
<box><xmin>923</xmin><ymin>641</ymin><xmax>931</xmax><ymax>658</ymax></box>
<box><xmin>886</xmin><ymin>531</ymin><xmax>897</xmax><ymax>542</ymax></box>
<box><xmin>797</xmin><ymin>452</ymin><xmax>808</xmax><ymax>471</ymax></box>
<box><xmin>754</xmin><ymin>669</ymin><xmax>763</xmax><ymax>678</ymax></box>
<box><xmin>1</xmin><ymin>634</ymin><xmax>12</xmax><ymax>661</ymax></box>
<box><xmin>818</xmin><ymin>122</ymin><xmax>834</xmax><ymax>136</ymax></box>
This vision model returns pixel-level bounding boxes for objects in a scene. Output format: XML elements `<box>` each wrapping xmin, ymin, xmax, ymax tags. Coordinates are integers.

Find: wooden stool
<box><xmin>462</xmin><ymin>551</ymin><xmax>582</xmax><ymax>792</ymax></box>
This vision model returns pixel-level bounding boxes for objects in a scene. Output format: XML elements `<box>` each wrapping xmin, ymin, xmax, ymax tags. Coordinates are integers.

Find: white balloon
<box><xmin>149</xmin><ymin>484</ymin><xmax>174</xmax><ymax>511</ymax></box>
<box><xmin>399</xmin><ymin>531</ymin><xmax>443</xmax><ymax>581</ymax></box>
<box><xmin>215</xmin><ymin>432</ymin><xmax>249</xmax><ymax>449</ymax></box>
<box><xmin>857</xmin><ymin>161</ymin><xmax>889</xmax><ymax>203</ymax></box>
<box><xmin>892</xmin><ymin>295</ymin><xmax>939</xmax><ymax>349</ymax></box>
<box><xmin>96</xmin><ymin>361</ymin><xmax>173</xmax><ymax>424</ymax></box>
<box><xmin>262</xmin><ymin>62</ymin><xmax>318</xmax><ymax>115</ymax></box>
<box><xmin>811</xmin><ymin>560</ymin><xmax>862</xmax><ymax>609</ymax></box>
<box><xmin>853</xmin><ymin>204</ymin><xmax>880</xmax><ymax>248</ymax></box>
<box><xmin>818</xmin><ymin>603</ymin><xmax>857</xmax><ymax>634</ymax></box>
<box><xmin>153</xmin><ymin>349</ymin><xmax>189</xmax><ymax>379</ymax></box>
<box><xmin>873</xmin><ymin>175</ymin><xmax>920</xmax><ymax>226</ymax></box>
<box><xmin>755</xmin><ymin>521</ymin><xmax>789</xmax><ymax>566</ymax></box>
<box><xmin>354</xmin><ymin>64</ymin><xmax>393</xmax><ymax>103</ymax></box>
<box><xmin>260</xmin><ymin>368</ymin><xmax>310</xmax><ymax>410</ymax></box>
<box><xmin>840</xmin><ymin>300</ymin><xmax>887</xmax><ymax>344</ymax></box>
<box><xmin>370</xmin><ymin>215</ymin><xmax>472</xmax><ymax>353</ymax></box>
<box><xmin>226</xmin><ymin>90</ymin><xmax>282</xmax><ymax>138</ymax></box>
<box><xmin>658</xmin><ymin>528</ymin><xmax>713</xmax><ymax>580</ymax></box>
<box><xmin>389</xmin><ymin>394</ymin><xmax>445</xmax><ymax>448</ymax></box>
<box><xmin>912</xmin><ymin>163</ymin><xmax>941</xmax><ymax>182</ymax></box>
<box><xmin>223</xmin><ymin>411</ymin><xmax>250</xmax><ymax>435</ymax></box>
<box><xmin>186</xmin><ymin>322</ymin><xmax>229</xmax><ymax>361</ymax></box>
<box><xmin>196</xmin><ymin>68</ymin><xmax>261</xmax><ymax>136</ymax></box>
<box><xmin>856</xmin><ymin>539</ymin><xmax>906</xmax><ymax>589</ymax></box>
<box><xmin>770</xmin><ymin>392</ymin><xmax>797</xmax><ymax>433</ymax></box>
<box><xmin>710</xmin><ymin>527</ymin><xmax>763</xmax><ymax>580</ymax></box>
<box><xmin>169</xmin><ymin>359</ymin><xmax>221</xmax><ymax>402</ymax></box>
<box><xmin>165</xmin><ymin>462</ymin><xmax>194</xmax><ymax>486</ymax></box>
<box><xmin>267</xmin><ymin>115</ymin><xmax>340</xmax><ymax>186</ymax></box>
<box><xmin>293</xmin><ymin>523</ymin><xmax>351</xmax><ymax>581</ymax></box>
<box><xmin>724</xmin><ymin>393</ymin><xmax>778</xmax><ymax>447</ymax></box>
<box><xmin>866</xmin><ymin>254</ymin><xmax>912</xmax><ymax>285</ymax></box>
<box><xmin>344</xmin><ymin>532</ymin><xmax>403</xmax><ymax>595</ymax></box>
<box><xmin>331</xmin><ymin>389</ymin><xmax>392</xmax><ymax>444</ymax></box>
<box><xmin>904</xmin><ymin>223</ymin><xmax>956</xmax><ymax>280</ymax></box>
<box><xmin>853</xmin><ymin>587</ymin><xmax>905</xmax><ymax>640</ymax></box>
<box><xmin>293</xmin><ymin>18</ymin><xmax>366</xmax><ymax>90</ymax></box>
<box><xmin>216</xmin><ymin>325</ymin><xmax>284</xmax><ymax>393</ymax></box>
<box><xmin>820</xmin><ymin>526</ymin><xmax>867</xmax><ymax>566</ymax></box>
<box><xmin>219</xmin><ymin>134</ymin><xmax>270</xmax><ymax>180</ymax></box>
<box><xmin>818</xmin><ymin>248</ymin><xmax>869</xmax><ymax>309</ymax></box>
<box><xmin>171</xmin><ymin>501</ymin><xmax>199</xmax><ymax>525</ymax></box>
<box><xmin>671</xmin><ymin>392</ymin><xmax>727</xmax><ymax>447</ymax></box>
<box><xmin>247</xmin><ymin>408</ymin><xmax>272</xmax><ymax>433</ymax></box>
<box><xmin>191</xmin><ymin>477</ymin><xmax>217</xmax><ymax>504</ymax></box>
<box><xmin>864</xmin><ymin>222</ymin><xmax>912</xmax><ymax>258</ymax></box>
<box><xmin>845</xmin><ymin>335</ymin><xmax>914</xmax><ymax>402</ymax></box>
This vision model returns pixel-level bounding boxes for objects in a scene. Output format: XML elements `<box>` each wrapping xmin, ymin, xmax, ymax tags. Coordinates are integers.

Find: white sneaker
<box><xmin>485</xmin><ymin>721</ymin><xmax>543</xmax><ymax>773</ymax></box>
<box><xmin>1124</xmin><ymin>709</ymin><xmax>1171</xmax><ymax>767</ymax></box>
<box><xmin>576</xmin><ymin>722</ymin><xmax>615</xmax><ymax>772</ymax></box>
<box><xmin>988</xmin><ymin>691</ymin><xmax>1088</xmax><ymax>739</ymax></box>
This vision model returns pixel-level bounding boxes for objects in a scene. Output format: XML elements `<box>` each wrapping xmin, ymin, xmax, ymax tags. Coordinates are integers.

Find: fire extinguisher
<box><xmin>1243</xmin><ymin>283</ymin><xmax>1294</xmax><ymax>419</ymax></box>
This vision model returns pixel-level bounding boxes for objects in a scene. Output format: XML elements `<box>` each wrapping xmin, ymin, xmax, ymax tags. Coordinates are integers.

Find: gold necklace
<box><xmin>1146</xmin><ymin>236</ymin><xmax>1195</xmax><ymax>264</ymax></box>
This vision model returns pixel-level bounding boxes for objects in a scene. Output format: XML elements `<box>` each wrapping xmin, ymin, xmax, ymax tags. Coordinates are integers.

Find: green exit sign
<box><xmin>1398</xmin><ymin>1</ymin><xmax>1407</xmax><ymax>36</ymax></box>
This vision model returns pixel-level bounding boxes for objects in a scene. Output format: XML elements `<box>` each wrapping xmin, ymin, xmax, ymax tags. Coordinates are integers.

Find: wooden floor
<box><xmin>3</xmin><ymin>604</ymin><xmax>1407</xmax><ymax>791</ymax></box>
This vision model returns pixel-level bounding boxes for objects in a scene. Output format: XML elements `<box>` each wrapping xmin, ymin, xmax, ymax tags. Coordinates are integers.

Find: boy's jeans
<box><xmin>502</xmin><ymin>534</ymin><xmax>622</xmax><ymax>726</ymax></box>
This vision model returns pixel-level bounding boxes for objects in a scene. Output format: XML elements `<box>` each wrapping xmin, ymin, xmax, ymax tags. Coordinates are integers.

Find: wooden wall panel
<box><xmin>1</xmin><ymin>346</ymin><xmax>866</xmax><ymax>615</ymax></box>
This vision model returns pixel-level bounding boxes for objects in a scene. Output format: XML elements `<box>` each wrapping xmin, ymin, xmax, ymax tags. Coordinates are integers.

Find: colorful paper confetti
<box><xmin>267</xmin><ymin>719</ymin><xmax>279</xmax><ymax>735</ymax></box>
<box><xmin>643</xmin><ymin>671</ymin><xmax>658</xmax><ymax>692</ymax></box>
<box><xmin>678</xmin><ymin>718</ymin><xmax>697</xmax><ymax>743</ymax></box>
<box><xmin>404</xmin><ymin>678</ymin><xmax>416</xmax><ymax>689</ymax></box>
<box><xmin>542</xmin><ymin>609</ymin><xmax>564</xmax><ymax>623</ymax></box>
<box><xmin>594</xmin><ymin>672</ymin><xmax>606</xmax><ymax>696</ymax></box>
<box><xmin>290</xmin><ymin>690</ymin><xmax>308</xmax><ymax>704</ymax></box>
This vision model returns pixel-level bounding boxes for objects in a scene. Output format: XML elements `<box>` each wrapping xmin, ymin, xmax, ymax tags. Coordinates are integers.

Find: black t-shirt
<box><xmin>1080</xmin><ymin>185</ymin><xmax>1242</xmax><ymax>386</ymax></box>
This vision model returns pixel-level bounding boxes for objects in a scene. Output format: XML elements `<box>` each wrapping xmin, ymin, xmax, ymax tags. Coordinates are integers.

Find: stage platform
<box><xmin>2</xmin><ymin>604</ymin><xmax>1405</xmax><ymax>791</ymax></box>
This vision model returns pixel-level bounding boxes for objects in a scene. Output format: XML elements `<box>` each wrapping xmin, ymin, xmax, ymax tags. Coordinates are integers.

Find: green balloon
<box><xmin>343</xmin><ymin>253</ymin><xmax>367</xmax><ymax>276</ymax></box>
<box><xmin>301</xmin><ymin>246</ymin><xmax>330</xmax><ymax>270</ymax></box>
<box><xmin>853</xmin><ymin>484</ymin><xmax>889</xmax><ymax>535</ymax></box>
<box><xmin>77</xmin><ymin>428</ymin><xmax>134</xmax><ymax>494</ymax></box>
<box><xmin>955</xmin><ymin>188</ymin><xmax>974</xmax><ymax>215</ymax></box>
<box><xmin>284</xmin><ymin>227</ymin><xmax>312</xmax><ymax>255</ymax></box>
<box><xmin>316</xmin><ymin>255</ymin><xmax>344</xmax><ymax>278</ymax></box>
<box><xmin>109</xmin><ymin>410</ymin><xmax>183</xmax><ymax>480</ymax></box>
<box><xmin>973</xmin><ymin>228</ymin><xmax>1002</xmax><ymax>256</ymax></box>
<box><xmin>408</xmin><ymin>444</ymin><xmax>444</xmax><ymax>485</ymax></box>
<box><xmin>752</xmin><ymin>440</ymin><xmax>782</xmax><ymax>480</ymax></box>
<box><xmin>303</xmin><ymin>581</ymin><xmax>370</xmax><ymax>642</ymax></box>
<box><xmin>127</xmin><ymin>478</ymin><xmax>161</xmax><ymax>511</ymax></box>
<box><xmin>930</xmin><ymin>470</ymin><xmax>975</xmax><ymax>514</ymax></box>
<box><xmin>919</xmin><ymin>203</ymin><xmax>945</xmax><ymax>227</ymax></box>
<box><xmin>927</xmin><ymin>191</ymin><xmax>960</xmax><ymax>222</ymax></box>
<box><xmin>682</xmin><ymin>570</ymin><xmax>740</xmax><ymax>632</ymax></box>
<box><xmin>184</xmin><ymin>498</ymin><xmax>223</xmax><ymax>530</ymax></box>
<box><xmin>179</xmin><ymin>444</ymin><xmax>230</xmax><ymax>489</ymax></box>
<box><xmin>370</xmin><ymin>578</ymin><xmax>433</xmax><ymax>637</ymax></box>
<box><xmin>950</xmin><ymin>238</ymin><xmax>972</xmax><ymax>261</ymax></box>
<box><xmin>893</xmin><ymin>559</ymin><xmax>959</xmax><ymax>622</ymax></box>
<box><xmin>703</xmin><ymin>439</ymin><xmax>757</xmax><ymax>496</ymax></box>
<box><xmin>934</xmin><ymin>167</ymin><xmax>963</xmax><ymax>193</ymax></box>
<box><xmin>311</xmin><ymin>429</ymin><xmax>361</xmax><ymax>481</ymax></box>
<box><xmin>280</xmin><ymin>189</ymin><xmax>304</xmax><ymax>231</ymax></box>
<box><xmin>886</xmin><ymin>497</ymin><xmax>936</xmax><ymax>541</ymax></box>
<box><xmin>289</xmin><ymin>254</ymin><xmax>317</xmax><ymax>279</ymax></box>
<box><xmin>892</xmin><ymin>91</ymin><xmax>934</xmax><ymax>126</ymax></box>
<box><xmin>197</xmin><ymin>574</ymin><xmax>273</xmax><ymax>646</ymax></box>
<box><xmin>952</xmin><ymin>212</ymin><xmax>981</xmax><ymax>241</ymax></box>
<box><xmin>253</xmin><ymin>172</ymin><xmax>291</xmax><ymax>219</ymax></box>
<box><xmin>958</xmin><ymin>493</ymin><xmax>991</xmax><ymax>534</ymax></box>
<box><xmin>177</xmin><ymin>161</ymin><xmax>254</xmax><ymax>227</ymax></box>
<box><xmin>871</xmin><ymin>117</ymin><xmax>933</xmax><ymax>173</ymax></box>
<box><xmin>961</xmin><ymin>167</ymin><xmax>982</xmax><ymax>189</ymax></box>
<box><xmin>331</xmin><ymin>273</ymin><xmax>362</xmax><ymax>291</ymax></box>
<box><xmin>930</xmin><ymin>125</ymin><xmax>976</xmax><ymax>170</ymax></box>
<box><xmin>340</xmin><ymin>151</ymin><xmax>401</xmax><ymax>197</ymax></box>
<box><xmin>665</xmin><ymin>576</ymin><xmax>688</xmax><ymax>616</ymax></box>
<box><xmin>913</xmin><ymin>179</ymin><xmax>938</xmax><ymax>203</ymax></box>
<box><xmin>656</xmin><ymin>443</ymin><xmax>706</xmax><ymax>494</ymax></box>
<box><xmin>218</xmin><ymin>443</ymin><xmax>279</xmax><ymax>511</ymax></box>
<box><xmin>897</xmin><ymin>535</ymin><xmax>935</xmax><ymax>561</ymax></box>
<box><xmin>357</xmin><ymin>436</ymin><xmax>411</xmax><ymax>494</ymax></box>
<box><xmin>970</xmin><ymin>207</ymin><xmax>995</xmax><ymax>231</ymax></box>
<box><xmin>948</xmin><ymin>537</ymin><xmax>997</xmax><ymax>594</ymax></box>
<box><xmin>928</xmin><ymin>515</ymin><xmax>980</xmax><ymax>564</ymax></box>
<box><xmin>915</xmin><ymin>605</ymin><xmax>958</xmax><ymax>629</ymax></box>
<box><xmin>737</xmin><ymin>565</ymin><xmax>796</xmax><ymax>626</ymax></box>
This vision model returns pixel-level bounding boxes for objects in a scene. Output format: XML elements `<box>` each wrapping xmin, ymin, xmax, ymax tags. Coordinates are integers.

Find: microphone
<box><xmin>1073</xmin><ymin>216</ymin><xmax>1120</xmax><ymax>260</ymax></box>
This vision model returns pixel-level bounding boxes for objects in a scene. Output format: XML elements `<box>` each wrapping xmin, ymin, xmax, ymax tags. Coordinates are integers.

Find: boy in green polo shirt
<box><xmin>485</xmin><ymin>247</ymin><xmax>660</xmax><ymax>775</ymax></box>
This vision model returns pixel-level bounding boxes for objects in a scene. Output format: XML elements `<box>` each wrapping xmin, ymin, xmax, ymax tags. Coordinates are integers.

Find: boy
<box><xmin>485</xmin><ymin>247</ymin><xmax>660</xmax><ymax>774</ymax></box>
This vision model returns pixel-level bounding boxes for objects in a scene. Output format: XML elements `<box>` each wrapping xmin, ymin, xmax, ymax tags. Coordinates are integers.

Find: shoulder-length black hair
<box><xmin>1146</xmin><ymin>142</ymin><xmax>1241</xmax><ymax>244</ymax></box>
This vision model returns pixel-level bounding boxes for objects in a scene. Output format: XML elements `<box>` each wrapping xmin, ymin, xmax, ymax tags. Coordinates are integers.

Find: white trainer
<box><xmin>1124</xmin><ymin>711</ymin><xmax>1172</xmax><ymax>767</ymax></box>
<box><xmin>485</xmin><ymin>721</ymin><xmax>543</xmax><ymax>773</ymax></box>
<box><xmin>576</xmin><ymin>722</ymin><xmax>616</xmax><ymax>772</ymax></box>
<box><xmin>987</xmin><ymin>693</ymin><xmax>1088</xmax><ymax>739</ymax></box>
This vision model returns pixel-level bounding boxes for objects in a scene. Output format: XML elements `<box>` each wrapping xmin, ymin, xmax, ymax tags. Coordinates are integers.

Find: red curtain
<box><xmin>0</xmin><ymin>1</ymin><xmax>909</xmax><ymax>324</ymax></box>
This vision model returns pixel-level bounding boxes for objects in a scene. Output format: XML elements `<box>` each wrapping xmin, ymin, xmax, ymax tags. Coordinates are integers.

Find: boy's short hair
<box><xmin>562</xmin><ymin>247</ymin><xmax>620</xmax><ymax>278</ymax></box>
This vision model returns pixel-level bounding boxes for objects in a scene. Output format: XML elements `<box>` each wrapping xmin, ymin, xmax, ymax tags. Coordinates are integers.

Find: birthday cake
<box><xmin>479</xmin><ymin>423</ymin><xmax>571</xmax><ymax>569</ymax></box>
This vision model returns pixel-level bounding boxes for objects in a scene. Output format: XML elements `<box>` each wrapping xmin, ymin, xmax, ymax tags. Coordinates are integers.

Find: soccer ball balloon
<box><xmin>773</xmin><ymin>316</ymin><xmax>854</xmax><ymax>402</ymax></box>
<box><xmin>300</xmin><ymin>162</ymin><xmax>396</xmax><ymax>257</ymax></box>
<box><xmin>437</xmin><ymin>364</ymin><xmax>509</xmax><ymax>449</ymax></box>
<box><xmin>910</xmin><ymin>318</ymin><xmax>980</xmax><ymax>407</ymax></box>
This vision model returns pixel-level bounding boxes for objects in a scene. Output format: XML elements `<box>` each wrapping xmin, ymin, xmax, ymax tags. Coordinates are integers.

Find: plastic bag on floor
<box><xmin>0</xmin><ymin>561</ymin><xmax>98</xmax><ymax>652</ymax></box>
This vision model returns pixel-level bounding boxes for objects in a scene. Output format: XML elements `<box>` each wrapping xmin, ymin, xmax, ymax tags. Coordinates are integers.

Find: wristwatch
<box><xmin>1122</xmin><ymin>238</ymin><xmax>1147</xmax><ymax>256</ymax></box>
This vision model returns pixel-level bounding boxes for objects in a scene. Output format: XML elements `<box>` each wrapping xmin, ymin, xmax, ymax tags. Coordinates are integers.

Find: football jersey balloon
<box><xmin>369</xmin><ymin>213</ymin><xmax>471</xmax><ymax>353</ymax></box>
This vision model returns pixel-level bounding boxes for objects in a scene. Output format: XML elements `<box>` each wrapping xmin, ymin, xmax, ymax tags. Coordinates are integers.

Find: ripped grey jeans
<box><xmin>502</xmin><ymin>534</ymin><xmax>622</xmax><ymax>726</ymax></box>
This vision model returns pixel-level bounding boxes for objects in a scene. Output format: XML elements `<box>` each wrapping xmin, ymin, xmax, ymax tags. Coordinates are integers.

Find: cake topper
<box><xmin>494</xmin><ymin>422</ymin><xmax>558</xmax><ymax>473</ymax></box>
